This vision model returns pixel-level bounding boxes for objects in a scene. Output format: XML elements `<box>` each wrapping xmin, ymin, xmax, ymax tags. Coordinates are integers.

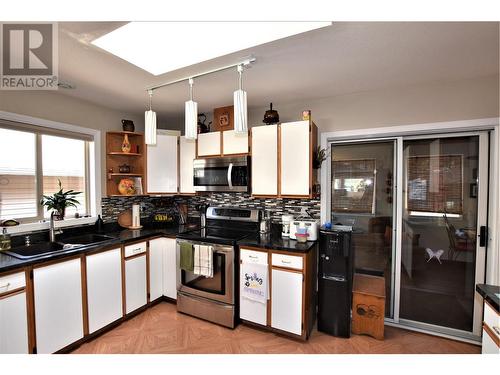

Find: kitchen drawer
<box><xmin>124</xmin><ymin>241</ymin><xmax>147</xmax><ymax>258</ymax></box>
<box><xmin>484</xmin><ymin>302</ymin><xmax>500</xmax><ymax>340</ymax></box>
<box><xmin>271</xmin><ymin>253</ymin><xmax>303</xmax><ymax>270</ymax></box>
<box><xmin>0</xmin><ymin>272</ymin><xmax>26</xmax><ymax>294</ymax></box>
<box><xmin>240</xmin><ymin>248</ymin><xmax>268</xmax><ymax>265</ymax></box>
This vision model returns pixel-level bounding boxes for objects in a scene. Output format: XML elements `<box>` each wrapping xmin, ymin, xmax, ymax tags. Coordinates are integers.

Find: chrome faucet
<box><xmin>49</xmin><ymin>211</ymin><xmax>62</xmax><ymax>242</ymax></box>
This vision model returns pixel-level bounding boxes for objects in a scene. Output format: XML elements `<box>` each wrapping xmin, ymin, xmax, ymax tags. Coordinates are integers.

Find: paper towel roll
<box><xmin>132</xmin><ymin>204</ymin><xmax>140</xmax><ymax>227</ymax></box>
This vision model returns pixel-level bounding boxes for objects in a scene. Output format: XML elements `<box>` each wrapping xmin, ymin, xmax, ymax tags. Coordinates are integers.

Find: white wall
<box><xmin>0</xmin><ymin>90</ymin><xmax>144</xmax><ymax>196</ymax></box>
<box><xmin>248</xmin><ymin>75</ymin><xmax>499</xmax><ymax>132</ymax></box>
<box><xmin>162</xmin><ymin>75</ymin><xmax>498</xmax><ymax>134</ymax></box>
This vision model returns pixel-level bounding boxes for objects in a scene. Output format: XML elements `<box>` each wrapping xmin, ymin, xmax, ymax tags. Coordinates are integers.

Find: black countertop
<box><xmin>0</xmin><ymin>223</ymin><xmax>197</xmax><ymax>274</ymax></box>
<box><xmin>237</xmin><ymin>233</ymin><xmax>317</xmax><ymax>253</ymax></box>
<box><xmin>476</xmin><ymin>284</ymin><xmax>500</xmax><ymax>312</ymax></box>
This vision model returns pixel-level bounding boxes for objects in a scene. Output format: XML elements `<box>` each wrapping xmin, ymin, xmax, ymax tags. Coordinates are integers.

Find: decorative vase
<box><xmin>55</xmin><ymin>207</ymin><xmax>65</xmax><ymax>220</ymax></box>
<box><xmin>118</xmin><ymin>178</ymin><xmax>136</xmax><ymax>195</ymax></box>
<box><xmin>121</xmin><ymin>134</ymin><xmax>131</xmax><ymax>153</ymax></box>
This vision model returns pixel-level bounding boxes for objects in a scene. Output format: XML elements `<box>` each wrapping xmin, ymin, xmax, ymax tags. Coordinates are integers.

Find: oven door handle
<box><xmin>227</xmin><ymin>163</ymin><xmax>233</xmax><ymax>189</ymax></box>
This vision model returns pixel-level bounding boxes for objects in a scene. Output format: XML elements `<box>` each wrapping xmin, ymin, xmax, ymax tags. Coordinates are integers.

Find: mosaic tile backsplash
<box><xmin>101</xmin><ymin>193</ymin><xmax>320</xmax><ymax>223</ymax></box>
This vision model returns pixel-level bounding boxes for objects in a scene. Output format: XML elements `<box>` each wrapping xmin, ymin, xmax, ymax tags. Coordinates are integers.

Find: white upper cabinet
<box><xmin>33</xmin><ymin>258</ymin><xmax>84</xmax><ymax>353</ymax></box>
<box><xmin>147</xmin><ymin>131</ymin><xmax>179</xmax><ymax>194</ymax></box>
<box><xmin>222</xmin><ymin>130</ymin><xmax>249</xmax><ymax>155</ymax></box>
<box><xmin>86</xmin><ymin>248</ymin><xmax>123</xmax><ymax>334</ymax></box>
<box><xmin>179</xmin><ymin>136</ymin><xmax>196</xmax><ymax>194</ymax></box>
<box><xmin>251</xmin><ymin>125</ymin><xmax>278</xmax><ymax>196</ymax></box>
<box><xmin>280</xmin><ymin>121</ymin><xmax>311</xmax><ymax>196</ymax></box>
<box><xmin>197</xmin><ymin>131</ymin><xmax>221</xmax><ymax>157</ymax></box>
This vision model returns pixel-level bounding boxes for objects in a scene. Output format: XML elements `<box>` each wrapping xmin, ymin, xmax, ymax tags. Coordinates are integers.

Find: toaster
<box><xmin>290</xmin><ymin>220</ymin><xmax>319</xmax><ymax>241</ymax></box>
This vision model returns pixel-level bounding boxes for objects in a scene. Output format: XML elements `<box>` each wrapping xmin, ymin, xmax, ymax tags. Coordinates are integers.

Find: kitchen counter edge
<box><xmin>0</xmin><ymin>225</ymin><xmax>195</xmax><ymax>274</ymax></box>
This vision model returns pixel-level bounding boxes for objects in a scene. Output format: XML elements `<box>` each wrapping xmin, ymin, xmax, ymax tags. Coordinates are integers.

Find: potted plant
<box><xmin>40</xmin><ymin>180</ymin><xmax>82</xmax><ymax>220</ymax></box>
<box><xmin>313</xmin><ymin>146</ymin><xmax>329</xmax><ymax>169</ymax></box>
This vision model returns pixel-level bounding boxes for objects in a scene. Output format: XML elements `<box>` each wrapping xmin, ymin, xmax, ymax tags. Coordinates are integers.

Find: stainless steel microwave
<box><xmin>193</xmin><ymin>156</ymin><xmax>250</xmax><ymax>192</ymax></box>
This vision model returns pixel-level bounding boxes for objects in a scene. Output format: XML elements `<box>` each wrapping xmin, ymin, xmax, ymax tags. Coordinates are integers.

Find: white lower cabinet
<box><xmin>0</xmin><ymin>290</ymin><xmax>29</xmax><ymax>353</ymax></box>
<box><xmin>271</xmin><ymin>268</ymin><xmax>303</xmax><ymax>335</ymax></box>
<box><xmin>162</xmin><ymin>238</ymin><xmax>177</xmax><ymax>299</ymax></box>
<box><xmin>33</xmin><ymin>258</ymin><xmax>84</xmax><ymax>353</ymax></box>
<box><xmin>149</xmin><ymin>237</ymin><xmax>177</xmax><ymax>301</ymax></box>
<box><xmin>149</xmin><ymin>239</ymin><xmax>164</xmax><ymax>301</ymax></box>
<box><xmin>240</xmin><ymin>249</ymin><xmax>268</xmax><ymax>326</ymax></box>
<box><xmin>86</xmin><ymin>248</ymin><xmax>123</xmax><ymax>334</ymax></box>
<box><xmin>482</xmin><ymin>327</ymin><xmax>500</xmax><ymax>354</ymax></box>
<box><xmin>125</xmin><ymin>255</ymin><xmax>147</xmax><ymax>314</ymax></box>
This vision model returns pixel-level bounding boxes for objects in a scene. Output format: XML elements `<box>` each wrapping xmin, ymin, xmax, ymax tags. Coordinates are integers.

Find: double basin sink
<box><xmin>4</xmin><ymin>234</ymin><xmax>115</xmax><ymax>260</ymax></box>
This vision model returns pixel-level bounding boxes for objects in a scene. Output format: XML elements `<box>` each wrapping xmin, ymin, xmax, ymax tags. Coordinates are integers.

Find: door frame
<box><xmin>320</xmin><ymin>117</ymin><xmax>500</xmax><ymax>341</ymax></box>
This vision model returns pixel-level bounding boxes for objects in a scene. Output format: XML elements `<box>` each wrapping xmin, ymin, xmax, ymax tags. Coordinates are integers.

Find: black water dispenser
<box><xmin>317</xmin><ymin>228</ymin><xmax>354</xmax><ymax>338</ymax></box>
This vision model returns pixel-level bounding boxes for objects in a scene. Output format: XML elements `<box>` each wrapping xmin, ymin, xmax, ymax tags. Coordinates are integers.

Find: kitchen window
<box><xmin>0</xmin><ymin>121</ymin><xmax>93</xmax><ymax>223</ymax></box>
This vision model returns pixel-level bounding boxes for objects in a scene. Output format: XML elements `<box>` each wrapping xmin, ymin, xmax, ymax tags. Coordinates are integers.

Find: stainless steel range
<box><xmin>176</xmin><ymin>207</ymin><xmax>260</xmax><ymax>328</ymax></box>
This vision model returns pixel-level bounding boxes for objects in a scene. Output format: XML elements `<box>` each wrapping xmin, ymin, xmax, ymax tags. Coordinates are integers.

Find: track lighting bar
<box><xmin>145</xmin><ymin>57</ymin><xmax>256</xmax><ymax>92</ymax></box>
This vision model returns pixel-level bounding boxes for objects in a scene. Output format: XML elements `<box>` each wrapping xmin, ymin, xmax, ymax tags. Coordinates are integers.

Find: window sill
<box><xmin>3</xmin><ymin>216</ymin><xmax>97</xmax><ymax>235</ymax></box>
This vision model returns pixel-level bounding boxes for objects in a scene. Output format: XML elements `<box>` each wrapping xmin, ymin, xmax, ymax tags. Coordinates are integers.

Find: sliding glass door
<box><xmin>330</xmin><ymin>140</ymin><xmax>396</xmax><ymax>317</ymax></box>
<box><xmin>328</xmin><ymin>132</ymin><xmax>489</xmax><ymax>339</ymax></box>
<box><xmin>399</xmin><ymin>133</ymin><xmax>488</xmax><ymax>336</ymax></box>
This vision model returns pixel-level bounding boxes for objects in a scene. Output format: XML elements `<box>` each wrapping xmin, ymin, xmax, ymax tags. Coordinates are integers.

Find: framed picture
<box><xmin>213</xmin><ymin>105</ymin><xmax>234</xmax><ymax>131</ymax></box>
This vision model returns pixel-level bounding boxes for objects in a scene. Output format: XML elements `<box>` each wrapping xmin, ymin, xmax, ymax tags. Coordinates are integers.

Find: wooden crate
<box><xmin>352</xmin><ymin>273</ymin><xmax>385</xmax><ymax>340</ymax></box>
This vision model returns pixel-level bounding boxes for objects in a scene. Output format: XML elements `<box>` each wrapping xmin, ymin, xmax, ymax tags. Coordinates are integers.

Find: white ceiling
<box><xmin>57</xmin><ymin>22</ymin><xmax>499</xmax><ymax>124</ymax></box>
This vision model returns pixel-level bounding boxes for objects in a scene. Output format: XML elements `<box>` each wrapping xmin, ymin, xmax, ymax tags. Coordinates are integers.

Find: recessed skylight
<box><xmin>92</xmin><ymin>22</ymin><xmax>331</xmax><ymax>75</ymax></box>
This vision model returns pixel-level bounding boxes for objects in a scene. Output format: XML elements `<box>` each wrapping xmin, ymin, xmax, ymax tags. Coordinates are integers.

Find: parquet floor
<box><xmin>72</xmin><ymin>302</ymin><xmax>480</xmax><ymax>354</ymax></box>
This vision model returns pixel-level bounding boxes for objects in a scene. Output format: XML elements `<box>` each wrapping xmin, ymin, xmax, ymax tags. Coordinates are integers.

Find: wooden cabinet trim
<box><xmin>146</xmin><ymin>242</ymin><xmax>151</xmax><ymax>303</ymax></box>
<box><xmin>483</xmin><ymin>323</ymin><xmax>500</xmax><ymax>347</ymax></box>
<box><xmin>0</xmin><ymin>286</ymin><xmax>25</xmax><ymax>300</ymax></box>
<box><xmin>277</xmin><ymin>124</ymin><xmax>282</xmax><ymax>196</ymax></box>
<box><xmin>25</xmin><ymin>267</ymin><xmax>36</xmax><ymax>354</ymax></box>
<box><xmin>124</xmin><ymin>252</ymin><xmax>147</xmax><ymax>261</ymax></box>
<box><xmin>80</xmin><ymin>256</ymin><xmax>89</xmax><ymax>336</ymax></box>
<box><xmin>238</xmin><ymin>245</ymin><xmax>269</xmax><ymax>253</ymax></box>
<box><xmin>120</xmin><ymin>246</ymin><xmax>126</xmax><ymax>317</ymax></box>
<box><xmin>31</xmin><ymin>254</ymin><xmax>82</xmax><ymax>269</ymax></box>
<box><xmin>270</xmin><ymin>265</ymin><xmax>304</xmax><ymax>274</ymax></box>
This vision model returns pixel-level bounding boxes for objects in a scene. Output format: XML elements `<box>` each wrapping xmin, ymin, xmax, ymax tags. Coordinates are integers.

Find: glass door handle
<box><xmin>479</xmin><ymin>226</ymin><xmax>487</xmax><ymax>247</ymax></box>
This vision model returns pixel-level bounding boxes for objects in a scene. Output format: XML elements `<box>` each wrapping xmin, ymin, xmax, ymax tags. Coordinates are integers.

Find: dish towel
<box><xmin>179</xmin><ymin>242</ymin><xmax>194</xmax><ymax>272</ymax></box>
<box><xmin>240</xmin><ymin>262</ymin><xmax>268</xmax><ymax>304</ymax></box>
<box><xmin>193</xmin><ymin>244</ymin><xmax>213</xmax><ymax>278</ymax></box>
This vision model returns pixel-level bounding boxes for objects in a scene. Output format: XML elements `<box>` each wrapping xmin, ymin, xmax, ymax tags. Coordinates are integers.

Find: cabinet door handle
<box><xmin>132</xmin><ymin>247</ymin><xmax>143</xmax><ymax>252</ymax></box>
<box><xmin>493</xmin><ymin>326</ymin><xmax>500</xmax><ymax>336</ymax></box>
<box><xmin>0</xmin><ymin>282</ymin><xmax>11</xmax><ymax>291</ymax></box>
<box><xmin>281</xmin><ymin>260</ymin><xmax>292</xmax><ymax>264</ymax></box>
<box><xmin>248</xmin><ymin>255</ymin><xmax>258</xmax><ymax>259</ymax></box>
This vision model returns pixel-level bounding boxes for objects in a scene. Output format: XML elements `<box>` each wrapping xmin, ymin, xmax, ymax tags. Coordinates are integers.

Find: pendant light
<box><xmin>233</xmin><ymin>64</ymin><xmax>248</xmax><ymax>133</ymax></box>
<box><xmin>144</xmin><ymin>89</ymin><xmax>157</xmax><ymax>145</ymax></box>
<box><xmin>185</xmin><ymin>78</ymin><xmax>198</xmax><ymax>140</ymax></box>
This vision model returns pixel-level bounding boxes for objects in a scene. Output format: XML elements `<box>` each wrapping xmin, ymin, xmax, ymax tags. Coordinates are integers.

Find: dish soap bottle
<box><xmin>0</xmin><ymin>228</ymin><xmax>11</xmax><ymax>251</ymax></box>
